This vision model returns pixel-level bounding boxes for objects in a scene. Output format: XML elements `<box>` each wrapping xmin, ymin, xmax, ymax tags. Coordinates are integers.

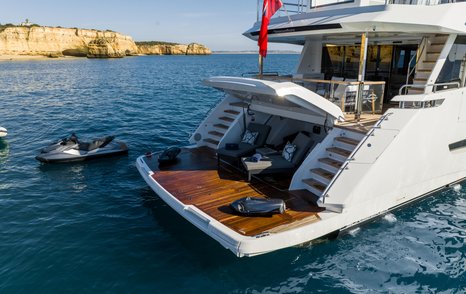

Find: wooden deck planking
<box><xmin>147</xmin><ymin>147</ymin><xmax>323</xmax><ymax>236</ymax></box>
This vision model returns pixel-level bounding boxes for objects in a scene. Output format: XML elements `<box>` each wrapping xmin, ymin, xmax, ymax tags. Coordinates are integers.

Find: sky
<box><xmin>0</xmin><ymin>0</ymin><xmax>302</xmax><ymax>52</ymax></box>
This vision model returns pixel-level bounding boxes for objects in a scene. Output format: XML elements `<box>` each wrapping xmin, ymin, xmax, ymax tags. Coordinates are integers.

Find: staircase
<box><xmin>409</xmin><ymin>34</ymin><xmax>449</xmax><ymax>95</ymax></box>
<box><xmin>300</xmin><ymin>130</ymin><xmax>364</xmax><ymax>203</ymax></box>
<box><xmin>201</xmin><ymin>103</ymin><xmax>243</xmax><ymax>149</ymax></box>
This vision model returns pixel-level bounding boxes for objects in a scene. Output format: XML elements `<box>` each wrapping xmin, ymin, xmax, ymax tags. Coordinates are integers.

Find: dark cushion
<box><xmin>291</xmin><ymin>132</ymin><xmax>314</xmax><ymax>165</ymax></box>
<box><xmin>247</xmin><ymin>123</ymin><xmax>271</xmax><ymax>147</ymax></box>
<box><xmin>263</xmin><ymin>155</ymin><xmax>295</xmax><ymax>170</ymax></box>
<box><xmin>218</xmin><ymin>142</ymin><xmax>255</xmax><ymax>158</ymax></box>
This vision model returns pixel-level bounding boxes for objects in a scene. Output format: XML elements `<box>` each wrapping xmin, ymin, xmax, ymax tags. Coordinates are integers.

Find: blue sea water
<box><xmin>0</xmin><ymin>54</ymin><xmax>464</xmax><ymax>293</ymax></box>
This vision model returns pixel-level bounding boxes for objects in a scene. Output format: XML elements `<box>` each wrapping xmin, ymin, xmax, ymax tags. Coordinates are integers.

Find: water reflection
<box><xmin>0</xmin><ymin>139</ymin><xmax>9</xmax><ymax>165</ymax></box>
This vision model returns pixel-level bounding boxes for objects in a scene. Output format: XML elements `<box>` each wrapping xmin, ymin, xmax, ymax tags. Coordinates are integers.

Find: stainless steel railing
<box><xmin>320</xmin><ymin>111</ymin><xmax>393</xmax><ymax>205</ymax></box>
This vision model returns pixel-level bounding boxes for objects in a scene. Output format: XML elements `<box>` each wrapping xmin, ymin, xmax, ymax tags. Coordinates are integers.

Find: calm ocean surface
<box><xmin>0</xmin><ymin>54</ymin><xmax>464</xmax><ymax>293</ymax></box>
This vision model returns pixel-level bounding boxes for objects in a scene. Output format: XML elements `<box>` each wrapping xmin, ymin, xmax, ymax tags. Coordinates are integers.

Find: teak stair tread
<box><xmin>208</xmin><ymin>130</ymin><xmax>224</xmax><ymax>138</ymax></box>
<box><xmin>219</xmin><ymin>116</ymin><xmax>235</xmax><ymax>122</ymax></box>
<box><xmin>335</xmin><ymin>136</ymin><xmax>360</xmax><ymax>146</ymax></box>
<box><xmin>230</xmin><ymin>101</ymin><xmax>249</xmax><ymax>108</ymax></box>
<box><xmin>311</xmin><ymin>168</ymin><xmax>335</xmax><ymax>181</ymax></box>
<box><xmin>224</xmin><ymin>109</ymin><xmax>240</xmax><ymax>115</ymax></box>
<box><xmin>302</xmin><ymin>178</ymin><xmax>326</xmax><ymax>193</ymax></box>
<box><xmin>327</xmin><ymin>147</ymin><xmax>351</xmax><ymax>157</ymax></box>
<box><xmin>214</xmin><ymin>123</ymin><xmax>229</xmax><ymax>130</ymax></box>
<box><xmin>319</xmin><ymin>157</ymin><xmax>344</xmax><ymax>169</ymax></box>
<box><xmin>203</xmin><ymin>138</ymin><xmax>219</xmax><ymax>145</ymax></box>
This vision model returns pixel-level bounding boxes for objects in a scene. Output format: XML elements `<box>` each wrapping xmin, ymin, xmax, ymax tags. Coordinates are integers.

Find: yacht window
<box><xmin>436</xmin><ymin>36</ymin><xmax>466</xmax><ymax>87</ymax></box>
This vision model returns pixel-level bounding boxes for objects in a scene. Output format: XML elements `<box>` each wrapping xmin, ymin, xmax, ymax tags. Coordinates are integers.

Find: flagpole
<box><xmin>259</xmin><ymin>54</ymin><xmax>264</xmax><ymax>78</ymax></box>
<box><xmin>257</xmin><ymin>0</ymin><xmax>282</xmax><ymax>79</ymax></box>
<box><xmin>257</xmin><ymin>0</ymin><xmax>260</xmax><ymax>22</ymax></box>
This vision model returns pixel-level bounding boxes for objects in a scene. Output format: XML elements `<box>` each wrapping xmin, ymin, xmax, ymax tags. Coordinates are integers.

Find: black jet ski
<box><xmin>230</xmin><ymin>197</ymin><xmax>286</xmax><ymax>216</ymax></box>
<box><xmin>36</xmin><ymin>133</ymin><xmax>128</xmax><ymax>163</ymax></box>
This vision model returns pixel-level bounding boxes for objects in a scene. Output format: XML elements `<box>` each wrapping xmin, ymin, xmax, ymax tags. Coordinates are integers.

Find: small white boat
<box><xmin>0</xmin><ymin>127</ymin><xmax>7</xmax><ymax>138</ymax></box>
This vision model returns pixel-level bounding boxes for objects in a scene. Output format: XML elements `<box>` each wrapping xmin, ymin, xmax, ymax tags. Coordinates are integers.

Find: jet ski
<box><xmin>36</xmin><ymin>133</ymin><xmax>128</xmax><ymax>163</ymax></box>
<box><xmin>0</xmin><ymin>126</ymin><xmax>7</xmax><ymax>137</ymax></box>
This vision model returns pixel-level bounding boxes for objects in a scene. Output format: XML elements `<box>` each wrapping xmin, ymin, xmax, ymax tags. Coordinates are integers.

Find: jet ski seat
<box><xmin>79</xmin><ymin>136</ymin><xmax>114</xmax><ymax>151</ymax></box>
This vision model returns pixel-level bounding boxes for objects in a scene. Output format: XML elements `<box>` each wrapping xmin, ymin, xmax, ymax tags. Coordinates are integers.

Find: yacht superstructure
<box><xmin>137</xmin><ymin>0</ymin><xmax>466</xmax><ymax>257</ymax></box>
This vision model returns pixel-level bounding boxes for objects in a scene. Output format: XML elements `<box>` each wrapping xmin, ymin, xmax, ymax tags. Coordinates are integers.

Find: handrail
<box><xmin>399</xmin><ymin>82</ymin><xmax>461</xmax><ymax>95</ymax></box>
<box><xmin>256</xmin><ymin>0</ymin><xmax>308</xmax><ymax>19</ymax></box>
<box><xmin>387</xmin><ymin>0</ymin><xmax>466</xmax><ymax>5</ymax></box>
<box><xmin>320</xmin><ymin>112</ymin><xmax>393</xmax><ymax>204</ymax></box>
<box><xmin>406</xmin><ymin>36</ymin><xmax>427</xmax><ymax>90</ymax></box>
<box><xmin>242</xmin><ymin>71</ymin><xmax>279</xmax><ymax>77</ymax></box>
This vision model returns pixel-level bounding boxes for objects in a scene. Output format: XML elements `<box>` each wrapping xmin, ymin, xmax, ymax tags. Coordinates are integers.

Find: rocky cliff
<box><xmin>0</xmin><ymin>25</ymin><xmax>212</xmax><ymax>58</ymax></box>
<box><xmin>136</xmin><ymin>42</ymin><xmax>211</xmax><ymax>55</ymax></box>
<box><xmin>0</xmin><ymin>26</ymin><xmax>139</xmax><ymax>58</ymax></box>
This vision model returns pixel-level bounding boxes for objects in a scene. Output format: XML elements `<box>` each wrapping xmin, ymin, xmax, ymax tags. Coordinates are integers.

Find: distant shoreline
<box><xmin>213</xmin><ymin>51</ymin><xmax>300</xmax><ymax>55</ymax></box>
<box><xmin>0</xmin><ymin>52</ymin><xmax>299</xmax><ymax>61</ymax></box>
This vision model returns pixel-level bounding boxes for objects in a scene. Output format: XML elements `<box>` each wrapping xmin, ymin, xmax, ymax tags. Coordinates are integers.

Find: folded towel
<box><xmin>251</xmin><ymin>153</ymin><xmax>262</xmax><ymax>162</ymax></box>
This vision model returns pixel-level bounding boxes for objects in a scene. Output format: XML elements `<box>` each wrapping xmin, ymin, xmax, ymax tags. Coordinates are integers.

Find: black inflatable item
<box><xmin>158</xmin><ymin>147</ymin><xmax>181</xmax><ymax>164</ymax></box>
<box><xmin>230</xmin><ymin>197</ymin><xmax>286</xmax><ymax>216</ymax></box>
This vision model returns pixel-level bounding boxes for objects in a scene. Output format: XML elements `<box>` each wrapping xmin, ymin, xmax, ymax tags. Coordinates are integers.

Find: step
<box><xmin>425</xmin><ymin>53</ymin><xmax>440</xmax><ymax>62</ymax></box>
<box><xmin>427</xmin><ymin>44</ymin><xmax>444</xmax><ymax>54</ymax></box>
<box><xmin>302</xmin><ymin>178</ymin><xmax>327</xmax><ymax>193</ymax></box>
<box><xmin>416</xmin><ymin>68</ymin><xmax>432</xmax><ymax>73</ymax></box>
<box><xmin>219</xmin><ymin>116</ymin><xmax>235</xmax><ymax>123</ymax></box>
<box><xmin>335</xmin><ymin>136</ymin><xmax>360</xmax><ymax>147</ymax></box>
<box><xmin>327</xmin><ymin>147</ymin><xmax>351</xmax><ymax>158</ymax></box>
<box><xmin>429</xmin><ymin>42</ymin><xmax>447</xmax><ymax>47</ymax></box>
<box><xmin>213</xmin><ymin>123</ymin><xmax>229</xmax><ymax>130</ymax></box>
<box><xmin>413</xmin><ymin>78</ymin><xmax>428</xmax><ymax>84</ymax></box>
<box><xmin>311</xmin><ymin>168</ymin><xmax>336</xmax><ymax>181</ymax></box>
<box><xmin>319</xmin><ymin>157</ymin><xmax>344</xmax><ymax>169</ymax></box>
<box><xmin>208</xmin><ymin>130</ymin><xmax>224</xmax><ymax>138</ymax></box>
<box><xmin>230</xmin><ymin>101</ymin><xmax>249</xmax><ymax>108</ymax></box>
<box><xmin>417</xmin><ymin>63</ymin><xmax>435</xmax><ymax>71</ymax></box>
<box><xmin>408</xmin><ymin>88</ymin><xmax>425</xmax><ymax>94</ymax></box>
<box><xmin>289</xmin><ymin>189</ymin><xmax>321</xmax><ymax>205</ymax></box>
<box><xmin>414</xmin><ymin>72</ymin><xmax>431</xmax><ymax>80</ymax></box>
<box><xmin>203</xmin><ymin>138</ymin><xmax>219</xmax><ymax>145</ymax></box>
<box><xmin>224</xmin><ymin>109</ymin><xmax>240</xmax><ymax>115</ymax></box>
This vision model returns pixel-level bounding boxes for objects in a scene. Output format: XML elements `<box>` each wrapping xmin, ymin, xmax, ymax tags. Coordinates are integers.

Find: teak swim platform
<box><xmin>143</xmin><ymin>147</ymin><xmax>323</xmax><ymax>237</ymax></box>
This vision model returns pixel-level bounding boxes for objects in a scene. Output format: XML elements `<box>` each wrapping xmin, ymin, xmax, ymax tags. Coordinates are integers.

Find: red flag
<box><xmin>258</xmin><ymin>0</ymin><xmax>283</xmax><ymax>58</ymax></box>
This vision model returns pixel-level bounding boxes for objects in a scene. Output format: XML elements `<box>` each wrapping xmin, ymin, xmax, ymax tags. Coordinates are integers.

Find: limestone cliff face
<box><xmin>137</xmin><ymin>43</ymin><xmax>211</xmax><ymax>55</ymax></box>
<box><xmin>0</xmin><ymin>26</ymin><xmax>139</xmax><ymax>58</ymax></box>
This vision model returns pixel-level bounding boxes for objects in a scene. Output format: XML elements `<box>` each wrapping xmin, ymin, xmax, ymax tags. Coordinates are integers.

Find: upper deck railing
<box><xmin>256</xmin><ymin>0</ymin><xmax>466</xmax><ymax>20</ymax></box>
<box><xmin>388</xmin><ymin>0</ymin><xmax>466</xmax><ymax>4</ymax></box>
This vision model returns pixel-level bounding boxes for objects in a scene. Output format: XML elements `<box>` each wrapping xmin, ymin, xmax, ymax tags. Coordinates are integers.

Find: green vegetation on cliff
<box><xmin>0</xmin><ymin>23</ymin><xmax>40</xmax><ymax>33</ymax></box>
<box><xmin>135</xmin><ymin>41</ymin><xmax>180</xmax><ymax>46</ymax></box>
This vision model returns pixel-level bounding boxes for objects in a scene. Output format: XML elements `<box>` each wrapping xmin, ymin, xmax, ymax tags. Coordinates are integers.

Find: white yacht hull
<box><xmin>137</xmin><ymin>86</ymin><xmax>466</xmax><ymax>257</ymax></box>
<box><xmin>136</xmin><ymin>154</ymin><xmax>462</xmax><ymax>257</ymax></box>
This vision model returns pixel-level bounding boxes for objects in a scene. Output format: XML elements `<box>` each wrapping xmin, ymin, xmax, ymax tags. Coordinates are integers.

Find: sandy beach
<box><xmin>0</xmin><ymin>55</ymin><xmax>79</xmax><ymax>61</ymax></box>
